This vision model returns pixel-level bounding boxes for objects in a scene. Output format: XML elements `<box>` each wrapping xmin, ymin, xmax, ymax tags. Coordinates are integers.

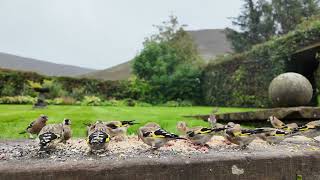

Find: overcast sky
<box><xmin>0</xmin><ymin>0</ymin><xmax>242</xmax><ymax>70</ymax></box>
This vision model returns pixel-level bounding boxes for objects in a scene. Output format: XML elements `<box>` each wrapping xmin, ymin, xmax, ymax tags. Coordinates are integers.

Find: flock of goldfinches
<box><xmin>18</xmin><ymin>113</ymin><xmax>320</xmax><ymax>154</ymax></box>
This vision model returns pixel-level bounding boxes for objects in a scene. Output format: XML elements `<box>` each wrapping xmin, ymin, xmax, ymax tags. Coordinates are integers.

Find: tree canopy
<box><xmin>132</xmin><ymin>15</ymin><xmax>203</xmax><ymax>104</ymax></box>
<box><xmin>227</xmin><ymin>0</ymin><xmax>320</xmax><ymax>52</ymax></box>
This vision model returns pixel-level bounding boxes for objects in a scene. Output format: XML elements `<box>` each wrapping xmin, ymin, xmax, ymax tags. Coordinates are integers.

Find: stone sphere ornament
<box><xmin>268</xmin><ymin>72</ymin><xmax>313</xmax><ymax>107</ymax></box>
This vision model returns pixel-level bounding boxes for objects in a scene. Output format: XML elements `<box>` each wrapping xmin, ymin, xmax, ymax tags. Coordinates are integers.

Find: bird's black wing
<box><xmin>106</xmin><ymin>123</ymin><xmax>118</xmax><ymax>129</ymax></box>
<box><xmin>88</xmin><ymin>131</ymin><xmax>109</xmax><ymax>144</ymax></box>
<box><xmin>26</xmin><ymin>121</ymin><xmax>35</xmax><ymax>130</ymax></box>
<box><xmin>154</xmin><ymin>129</ymin><xmax>181</xmax><ymax>139</ymax></box>
<box><xmin>39</xmin><ymin>132</ymin><xmax>59</xmax><ymax>152</ymax></box>
<box><xmin>121</xmin><ymin>120</ymin><xmax>138</xmax><ymax>126</ymax></box>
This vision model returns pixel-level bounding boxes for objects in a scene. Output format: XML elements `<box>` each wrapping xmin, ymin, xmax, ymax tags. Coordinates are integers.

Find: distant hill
<box><xmin>82</xmin><ymin>61</ymin><xmax>132</xmax><ymax>81</ymax></box>
<box><xmin>83</xmin><ymin>29</ymin><xmax>232</xmax><ymax>81</ymax></box>
<box><xmin>188</xmin><ymin>29</ymin><xmax>232</xmax><ymax>60</ymax></box>
<box><xmin>0</xmin><ymin>52</ymin><xmax>95</xmax><ymax>77</ymax></box>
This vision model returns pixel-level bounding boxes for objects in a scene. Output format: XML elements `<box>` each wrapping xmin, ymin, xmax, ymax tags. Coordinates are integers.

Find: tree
<box><xmin>226</xmin><ymin>0</ymin><xmax>276</xmax><ymax>52</ymax></box>
<box><xmin>132</xmin><ymin>15</ymin><xmax>203</xmax><ymax>103</ymax></box>
<box><xmin>272</xmin><ymin>0</ymin><xmax>320</xmax><ymax>34</ymax></box>
<box><xmin>227</xmin><ymin>0</ymin><xmax>320</xmax><ymax>52</ymax></box>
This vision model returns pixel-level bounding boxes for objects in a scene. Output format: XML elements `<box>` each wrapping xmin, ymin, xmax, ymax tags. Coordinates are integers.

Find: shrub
<box><xmin>162</xmin><ymin>101</ymin><xmax>180</xmax><ymax>107</ymax></box>
<box><xmin>136</xmin><ymin>101</ymin><xmax>153</xmax><ymax>107</ymax></box>
<box><xmin>0</xmin><ymin>96</ymin><xmax>36</xmax><ymax>104</ymax></box>
<box><xmin>124</xmin><ymin>98</ymin><xmax>136</xmax><ymax>107</ymax></box>
<box><xmin>179</xmin><ymin>100</ymin><xmax>193</xmax><ymax>107</ymax></box>
<box><xmin>51</xmin><ymin>97</ymin><xmax>77</xmax><ymax>105</ymax></box>
<box><xmin>1</xmin><ymin>84</ymin><xmax>16</xmax><ymax>96</ymax></box>
<box><xmin>81</xmin><ymin>96</ymin><xmax>102</xmax><ymax>106</ymax></box>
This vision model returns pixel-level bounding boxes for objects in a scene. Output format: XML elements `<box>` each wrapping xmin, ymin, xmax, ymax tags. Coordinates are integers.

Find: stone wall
<box><xmin>1</xmin><ymin>151</ymin><xmax>320</xmax><ymax>180</ymax></box>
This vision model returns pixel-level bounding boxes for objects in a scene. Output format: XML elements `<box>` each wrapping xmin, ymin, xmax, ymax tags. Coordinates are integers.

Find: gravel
<box><xmin>1</xmin><ymin>135</ymin><xmax>320</xmax><ymax>163</ymax></box>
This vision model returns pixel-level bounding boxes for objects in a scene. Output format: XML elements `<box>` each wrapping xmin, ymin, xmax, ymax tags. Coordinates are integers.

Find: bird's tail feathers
<box><xmin>121</xmin><ymin>120</ymin><xmax>139</xmax><ymax>126</ymax></box>
<box><xmin>19</xmin><ymin>131</ymin><xmax>26</xmax><ymax>134</ymax></box>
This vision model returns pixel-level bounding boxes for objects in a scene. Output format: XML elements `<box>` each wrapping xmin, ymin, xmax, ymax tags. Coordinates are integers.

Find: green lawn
<box><xmin>0</xmin><ymin>105</ymin><xmax>257</xmax><ymax>139</ymax></box>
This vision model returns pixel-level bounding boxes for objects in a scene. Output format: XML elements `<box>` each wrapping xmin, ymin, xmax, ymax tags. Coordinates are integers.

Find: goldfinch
<box><xmin>61</xmin><ymin>118</ymin><xmax>72</xmax><ymax>143</ymax></box>
<box><xmin>207</xmin><ymin>114</ymin><xmax>225</xmax><ymax>128</ymax></box>
<box><xmin>268</xmin><ymin>116</ymin><xmax>298</xmax><ymax>131</ymax></box>
<box><xmin>87</xmin><ymin>121</ymin><xmax>110</xmax><ymax>152</ymax></box>
<box><xmin>138</xmin><ymin>123</ymin><xmax>185</xmax><ymax>149</ymax></box>
<box><xmin>19</xmin><ymin>115</ymin><xmax>48</xmax><ymax>138</ymax></box>
<box><xmin>38</xmin><ymin>118</ymin><xmax>71</xmax><ymax>153</ymax></box>
<box><xmin>104</xmin><ymin>120</ymin><xmax>138</xmax><ymax>140</ymax></box>
<box><xmin>254</xmin><ymin>128</ymin><xmax>293</xmax><ymax>144</ymax></box>
<box><xmin>176</xmin><ymin>121</ymin><xmax>225</xmax><ymax>146</ymax></box>
<box><xmin>295</xmin><ymin>120</ymin><xmax>320</xmax><ymax>140</ymax></box>
<box><xmin>224</xmin><ymin>124</ymin><xmax>257</xmax><ymax>149</ymax></box>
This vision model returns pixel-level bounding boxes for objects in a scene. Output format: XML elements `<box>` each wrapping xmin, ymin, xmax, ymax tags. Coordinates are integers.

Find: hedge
<box><xmin>202</xmin><ymin>17</ymin><xmax>320</xmax><ymax>107</ymax></box>
<box><xmin>0</xmin><ymin>68</ymin><xmax>128</xmax><ymax>100</ymax></box>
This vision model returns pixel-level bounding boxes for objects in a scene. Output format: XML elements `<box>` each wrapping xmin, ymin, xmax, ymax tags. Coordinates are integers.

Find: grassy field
<box><xmin>0</xmin><ymin>105</ymin><xmax>257</xmax><ymax>139</ymax></box>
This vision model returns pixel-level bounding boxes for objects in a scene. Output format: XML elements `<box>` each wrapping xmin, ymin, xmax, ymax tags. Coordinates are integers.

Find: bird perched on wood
<box><xmin>224</xmin><ymin>124</ymin><xmax>257</xmax><ymax>149</ymax></box>
<box><xmin>104</xmin><ymin>120</ymin><xmax>139</xmax><ymax>141</ymax></box>
<box><xmin>176</xmin><ymin>121</ymin><xmax>226</xmax><ymax>146</ymax></box>
<box><xmin>19</xmin><ymin>115</ymin><xmax>48</xmax><ymax>138</ymax></box>
<box><xmin>38</xmin><ymin>118</ymin><xmax>72</xmax><ymax>153</ymax></box>
<box><xmin>294</xmin><ymin>120</ymin><xmax>320</xmax><ymax>141</ymax></box>
<box><xmin>267</xmin><ymin>116</ymin><xmax>298</xmax><ymax>131</ymax></box>
<box><xmin>254</xmin><ymin>127</ymin><xmax>294</xmax><ymax>144</ymax></box>
<box><xmin>87</xmin><ymin>121</ymin><xmax>110</xmax><ymax>153</ymax></box>
<box><xmin>138</xmin><ymin>123</ymin><xmax>185</xmax><ymax>150</ymax></box>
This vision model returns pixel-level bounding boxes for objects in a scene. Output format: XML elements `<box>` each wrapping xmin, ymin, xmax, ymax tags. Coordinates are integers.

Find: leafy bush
<box><xmin>50</xmin><ymin>97</ymin><xmax>77</xmax><ymax>105</ymax></box>
<box><xmin>0</xmin><ymin>96</ymin><xmax>36</xmax><ymax>104</ymax></box>
<box><xmin>179</xmin><ymin>100</ymin><xmax>193</xmax><ymax>107</ymax></box>
<box><xmin>162</xmin><ymin>101</ymin><xmax>180</xmax><ymax>107</ymax></box>
<box><xmin>81</xmin><ymin>96</ymin><xmax>102</xmax><ymax>106</ymax></box>
<box><xmin>132</xmin><ymin>16</ymin><xmax>203</xmax><ymax>104</ymax></box>
<box><xmin>136</xmin><ymin>101</ymin><xmax>153</xmax><ymax>107</ymax></box>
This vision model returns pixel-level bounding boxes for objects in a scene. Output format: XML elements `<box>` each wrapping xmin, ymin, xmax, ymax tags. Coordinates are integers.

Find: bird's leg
<box><xmin>204</xmin><ymin>144</ymin><xmax>211</xmax><ymax>149</ymax></box>
<box><xmin>223</xmin><ymin>139</ymin><xmax>232</xmax><ymax>145</ymax></box>
<box><xmin>151</xmin><ymin>147</ymin><xmax>160</xmax><ymax>155</ymax></box>
<box><xmin>28</xmin><ymin>133</ymin><xmax>34</xmax><ymax>139</ymax></box>
<box><xmin>240</xmin><ymin>144</ymin><xmax>248</xmax><ymax>150</ymax></box>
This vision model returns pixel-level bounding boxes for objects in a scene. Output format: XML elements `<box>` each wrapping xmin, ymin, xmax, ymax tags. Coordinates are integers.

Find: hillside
<box><xmin>188</xmin><ymin>29</ymin><xmax>232</xmax><ymax>59</ymax></box>
<box><xmin>0</xmin><ymin>52</ymin><xmax>95</xmax><ymax>77</ymax></box>
<box><xmin>83</xmin><ymin>29</ymin><xmax>232</xmax><ymax>80</ymax></box>
<box><xmin>82</xmin><ymin>61</ymin><xmax>132</xmax><ymax>81</ymax></box>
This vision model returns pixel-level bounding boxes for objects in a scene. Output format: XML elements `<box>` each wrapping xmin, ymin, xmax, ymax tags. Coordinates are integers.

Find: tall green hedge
<box><xmin>202</xmin><ymin>18</ymin><xmax>320</xmax><ymax>107</ymax></box>
<box><xmin>0</xmin><ymin>68</ymin><xmax>128</xmax><ymax>100</ymax></box>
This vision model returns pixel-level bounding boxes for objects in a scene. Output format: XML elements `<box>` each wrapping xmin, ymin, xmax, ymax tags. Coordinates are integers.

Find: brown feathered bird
<box><xmin>19</xmin><ymin>115</ymin><xmax>48</xmax><ymax>138</ymax></box>
<box><xmin>295</xmin><ymin>120</ymin><xmax>320</xmax><ymax>140</ymax></box>
<box><xmin>224</xmin><ymin>124</ymin><xmax>257</xmax><ymax>149</ymax></box>
<box><xmin>87</xmin><ymin>121</ymin><xmax>111</xmax><ymax>153</ymax></box>
<box><xmin>38</xmin><ymin>118</ymin><xmax>72</xmax><ymax>153</ymax></box>
<box><xmin>254</xmin><ymin>128</ymin><xmax>294</xmax><ymax>144</ymax></box>
<box><xmin>104</xmin><ymin>120</ymin><xmax>139</xmax><ymax>141</ymax></box>
<box><xmin>268</xmin><ymin>116</ymin><xmax>298</xmax><ymax>131</ymax></box>
<box><xmin>176</xmin><ymin>121</ymin><xmax>226</xmax><ymax>146</ymax></box>
<box><xmin>138</xmin><ymin>122</ymin><xmax>185</xmax><ymax>150</ymax></box>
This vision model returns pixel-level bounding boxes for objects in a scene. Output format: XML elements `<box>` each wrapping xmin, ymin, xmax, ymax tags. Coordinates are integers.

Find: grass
<box><xmin>0</xmin><ymin>105</ymin><xmax>257</xmax><ymax>139</ymax></box>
